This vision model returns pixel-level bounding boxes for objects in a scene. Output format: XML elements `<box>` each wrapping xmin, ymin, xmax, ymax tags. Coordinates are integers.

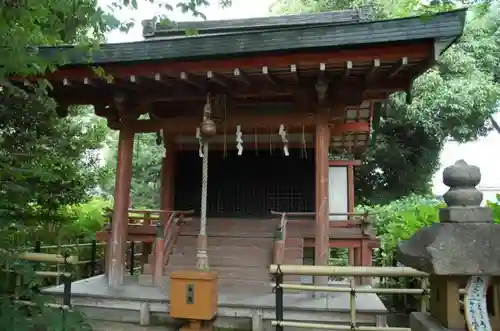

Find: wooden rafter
<box><xmin>389</xmin><ymin>57</ymin><xmax>409</xmax><ymax>78</ymax></box>
<box><xmin>24</xmin><ymin>42</ymin><xmax>431</xmax><ymax>81</ymax></box>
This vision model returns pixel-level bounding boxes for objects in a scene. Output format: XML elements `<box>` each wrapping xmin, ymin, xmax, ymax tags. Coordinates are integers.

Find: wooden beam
<box><xmin>344</xmin><ymin>61</ymin><xmax>353</xmax><ymax>79</ymax></box>
<box><xmin>153</xmin><ymin>73</ymin><xmax>172</xmax><ymax>85</ymax></box>
<box><xmin>331</xmin><ymin>122</ymin><xmax>370</xmax><ymax>133</ymax></box>
<box><xmin>207</xmin><ymin>70</ymin><xmax>229</xmax><ymax>88</ymax></box>
<box><xmin>303</xmin><ymin>237</ymin><xmax>380</xmax><ymax>248</ymax></box>
<box><xmin>261</xmin><ymin>66</ymin><xmax>275</xmax><ymax>85</ymax></box>
<box><xmin>37</xmin><ymin>42</ymin><xmax>433</xmax><ymax>80</ymax></box>
<box><xmin>128</xmin><ymin>113</ymin><xmax>317</xmax><ymax>133</ymax></box>
<box><xmin>180</xmin><ymin>72</ymin><xmax>204</xmax><ymax>89</ymax></box>
<box><xmin>173</xmin><ymin>141</ymin><xmax>314</xmax><ymax>151</ymax></box>
<box><xmin>233</xmin><ymin>68</ymin><xmax>250</xmax><ymax>86</ymax></box>
<box><xmin>389</xmin><ymin>57</ymin><xmax>409</xmax><ymax>78</ymax></box>
<box><xmin>328</xmin><ymin>160</ymin><xmax>362</xmax><ymax>167</ymax></box>
<box><xmin>290</xmin><ymin>64</ymin><xmax>299</xmax><ymax>83</ymax></box>
<box><xmin>83</xmin><ymin>77</ymin><xmax>96</xmax><ymax>86</ymax></box>
<box><xmin>366</xmin><ymin>58</ymin><xmax>380</xmax><ymax>82</ymax></box>
<box><xmin>52</xmin><ymin>78</ymin><xmax>411</xmax><ymax>106</ymax></box>
<box><xmin>318</xmin><ymin>63</ymin><xmax>326</xmax><ymax>80</ymax></box>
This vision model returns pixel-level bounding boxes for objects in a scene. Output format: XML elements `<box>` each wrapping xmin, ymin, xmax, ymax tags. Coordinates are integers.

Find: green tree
<box><xmin>0</xmin><ymin>0</ymin><xmax>232</xmax><ymax>329</ymax></box>
<box><xmin>271</xmin><ymin>0</ymin><xmax>500</xmax><ymax>204</ymax></box>
<box><xmin>100</xmin><ymin>132</ymin><xmax>164</xmax><ymax>208</ymax></box>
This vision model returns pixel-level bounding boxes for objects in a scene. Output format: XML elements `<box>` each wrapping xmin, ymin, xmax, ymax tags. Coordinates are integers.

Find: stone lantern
<box><xmin>396</xmin><ymin>160</ymin><xmax>500</xmax><ymax>331</ymax></box>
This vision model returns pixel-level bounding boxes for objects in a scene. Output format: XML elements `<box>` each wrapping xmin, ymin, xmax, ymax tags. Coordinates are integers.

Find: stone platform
<box><xmin>42</xmin><ymin>275</ymin><xmax>388</xmax><ymax>331</ymax></box>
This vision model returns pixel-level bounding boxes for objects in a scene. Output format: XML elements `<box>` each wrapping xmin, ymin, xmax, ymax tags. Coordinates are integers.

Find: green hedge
<box><xmin>486</xmin><ymin>194</ymin><xmax>500</xmax><ymax>223</ymax></box>
<box><xmin>359</xmin><ymin>195</ymin><xmax>443</xmax><ymax>267</ymax></box>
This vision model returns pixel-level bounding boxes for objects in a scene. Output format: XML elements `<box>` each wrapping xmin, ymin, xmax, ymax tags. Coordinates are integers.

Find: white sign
<box><xmin>465</xmin><ymin>276</ymin><xmax>492</xmax><ymax>331</ymax></box>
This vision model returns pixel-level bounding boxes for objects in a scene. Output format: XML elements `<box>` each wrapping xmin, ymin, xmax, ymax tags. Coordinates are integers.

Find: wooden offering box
<box><xmin>169</xmin><ymin>270</ymin><xmax>218</xmax><ymax>320</ymax></box>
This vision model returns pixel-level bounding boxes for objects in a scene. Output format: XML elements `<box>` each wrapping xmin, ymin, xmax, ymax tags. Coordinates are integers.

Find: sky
<box><xmin>100</xmin><ymin>0</ymin><xmax>500</xmax><ymax>198</ymax></box>
<box><xmin>102</xmin><ymin>0</ymin><xmax>275</xmax><ymax>43</ymax></box>
<box><xmin>432</xmin><ymin>112</ymin><xmax>500</xmax><ymax>200</ymax></box>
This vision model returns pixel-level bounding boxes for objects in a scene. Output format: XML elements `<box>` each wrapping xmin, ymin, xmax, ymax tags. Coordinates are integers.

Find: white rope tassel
<box><xmin>279</xmin><ymin>124</ymin><xmax>289</xmax><ymax>156</ymax></box>
<box><xmin>197</xmin><ymin>141</ymin><xmax>209</xmax><ymax>270</ymax></box>
<box><xmin>196</xmin><ymin>127</ymin><xmax>204</xmax><ymax>158</ymax></box>
<box><xmin>236</xmin><ymin>125</ymin><xmax>243</xmax><ymax>156</ymax></box>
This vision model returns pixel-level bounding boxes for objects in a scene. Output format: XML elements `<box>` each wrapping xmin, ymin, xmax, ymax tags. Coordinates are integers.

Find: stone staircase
<box><xmin>139</xmin><ymin>218</ymin><xmax>294</xmax><ymax>292</ymax></box>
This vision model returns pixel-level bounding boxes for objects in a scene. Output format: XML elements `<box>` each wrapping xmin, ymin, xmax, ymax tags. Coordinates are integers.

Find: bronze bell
<box><xmin>201</xmin><ymin>118</ymin><xmax>216</xmax><ymax>138</ymax></box>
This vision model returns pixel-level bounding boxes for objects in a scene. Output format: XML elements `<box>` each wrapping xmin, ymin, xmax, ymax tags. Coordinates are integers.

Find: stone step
<box><xmin>179</xmin><ymin>219</ymin><xmax>278</xmax><ymax>237</ymax></box>
<box><xmin>172</xmin><ymin>246</ymin><xmax>271</xmax><ymax>258</ymax></box>
<box><xmin>170</xmin><ymin>253</ymin><xmax>270</xmax><ymax>268</ymax></box>
<box><xmin>175</xmin><ymin>235</ymin><xmax>275</xmax><ymax>248</ymax></box>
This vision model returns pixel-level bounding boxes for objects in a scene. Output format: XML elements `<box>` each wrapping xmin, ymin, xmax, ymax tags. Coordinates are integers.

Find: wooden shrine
<box><xmin>12</xmin><ymin>8</ymin><xmax>466</xmax><ymax>292</ymax></box>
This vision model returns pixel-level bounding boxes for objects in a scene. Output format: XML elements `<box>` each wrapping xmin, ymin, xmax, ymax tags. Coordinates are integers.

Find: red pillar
<box><xmin>108</xmin><ymin>125</ymin><xmax>134</xmax><ymax>287</ymax></box>
<box><xmin>347</xmin><ymin>165</ymin><xmax>355</xmax><ymax>213</ymax></box>
<box><xmin>354</xmin><ymin>246</ymin><xmax>361</xmax><ymax>285</ymax></box>
<box><xmin>347</xmin><ymin>166</ymin><xmax>355</xmax><ymax>267</ymax></box>
<box><xmin>314</xmin><ymin>114</ymin><xmax>330</xmax><ymax>286</ymax></box>
<box><xmin>361</xmin><ymin>240</ymin><xmax>373</xmax><ymax>285</ymax></box>
<box><xmin>160</xmin><ymin>140</ymin><xmax>176</xmax><ymax>218</ymax></box>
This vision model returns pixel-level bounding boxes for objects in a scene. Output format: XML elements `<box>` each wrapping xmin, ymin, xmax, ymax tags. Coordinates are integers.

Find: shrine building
<box><xmin>18</xmin><ymin>7</ymin><xmax>466</xmax><ymax>329</ymax></box>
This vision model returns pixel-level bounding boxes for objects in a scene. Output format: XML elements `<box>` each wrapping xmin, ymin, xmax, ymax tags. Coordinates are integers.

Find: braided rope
<box><xmin>200</xmin><ymin>142</ymin><xmax>209</xmax><ymax>236</ymax></box>
<box><xmin>197</xmin><ymin>141</ymin><xmax>209</xmax><ymax>270</ymax></box>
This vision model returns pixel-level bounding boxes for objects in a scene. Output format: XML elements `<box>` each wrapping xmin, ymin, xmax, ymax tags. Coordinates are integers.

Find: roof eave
<box><xmin>35</xmin><ymin>8</ymin><xmax>467</xmax><ymax>67</ymax></box>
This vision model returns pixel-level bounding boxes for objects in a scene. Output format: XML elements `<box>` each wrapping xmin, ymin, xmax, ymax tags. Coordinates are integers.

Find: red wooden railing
<box><xmin>152</xmin><ymin>209</ymin><xmax>194</xmax><ymax>284</ymax></box>
<box><xmin>268</xmin><ymin>211</ymin><xmax>372</xmax><ymax>233</ymax></box>
<box><xmin>97</xmin><ymin>208</ymin><xmax>194</xmax><ymax>283</ymax></box>
<box><xmin>269</xmin><ymin>210</ymin><xmax>374</xmax><ymax>266</ymax></box>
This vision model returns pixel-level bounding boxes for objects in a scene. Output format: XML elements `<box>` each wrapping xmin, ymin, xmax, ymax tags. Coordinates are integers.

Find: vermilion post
<box><xmin>314</xmin><ymin>111</ymin><xmax>330</xmax><ymax>287</ymax></box>
<box><xmin>108</xmin><ymin>124</ymin><xmax>134</xmax><ymax>287</ymax></box>
<box><xmin>153</xmin><ymin>223</ymin><xmax>165</xmax><ymax>285</ymax></box>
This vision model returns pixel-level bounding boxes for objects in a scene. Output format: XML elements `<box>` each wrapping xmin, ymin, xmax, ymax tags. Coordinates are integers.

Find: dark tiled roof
<box><xmin>142</xmin><ymin>8</ymin><xmax>373</xmax><ymax>38</ymax></box>
<box><xmin>38</xmin><ymin>9</ymin><xmax>466</xmax><ymax>66</ymax></box>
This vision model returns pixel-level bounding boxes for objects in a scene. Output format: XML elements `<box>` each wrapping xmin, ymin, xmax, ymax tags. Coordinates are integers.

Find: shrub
<box><xmin>62</xmin><ymin>197</ymin><xmax>112</xmax><ymax>241</ymax></box>
<box><xmin>359</xmin><ymin>195</ymin><xmax>443</xmax><ymax>267</ymax></box>
<box><xmin>486</xmin><ymin>194</ymin><xmax>500</xmax><ymax>223</ymax></box>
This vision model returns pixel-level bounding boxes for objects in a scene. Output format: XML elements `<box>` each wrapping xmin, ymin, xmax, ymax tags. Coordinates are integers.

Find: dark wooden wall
<box><xmin>174</xmin><ymin>148</ymin><xmax>315</xmax><ymax>217</ymax></box>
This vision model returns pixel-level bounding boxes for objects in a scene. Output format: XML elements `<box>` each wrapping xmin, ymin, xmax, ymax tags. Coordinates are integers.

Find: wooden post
<box><xmin>348</xmin><ymin>248</ymin><xmax>354</xmax><ymax>266</ymax></box>
<box><xmin>160</xmin><ymin>140</ymin><xmax>176</xmax><ymax>219</ymax></box>
<box><xmin>314</xmin><ymin>112</ymin><xmax>330</xmax><ymax>287</ymax></box>
<box><xmin>153</xmin><ymin>223</ymin><xmax>165</xmax><ymax>284</ymax></box>
<box><xmin>353</xmin><ymin>246</ymin><xmax>361</xmax><ymax>285</ymax></box>
<box><xmin>347</xmin><ymin>165</ymin><xmax>355</xmax><ymax>213</ymax></box>
<box><xmin>108</xmin><ymin>124</ymin><xmax>134</xmax><ymax>287</ymax></box>
<box><xmin>360</xmin><ymin>240</ymin><xmax>373</xmax><ymax>285</ymax></box>
<box><xmin>142</xmin><ymin>211</ymin><xmax>152</xmax><ymax>266</ymax></box>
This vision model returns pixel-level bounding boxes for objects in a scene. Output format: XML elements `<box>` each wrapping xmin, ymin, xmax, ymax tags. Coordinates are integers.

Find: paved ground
<box><xmin>90</xmin><ymin>321</ymin><xmax>171</xmax><ymax>331</ymax></box>
<box><xmin>43</xmin><ymin>275</ymin><xmax>387</xmax><ymax>313</ymax></box>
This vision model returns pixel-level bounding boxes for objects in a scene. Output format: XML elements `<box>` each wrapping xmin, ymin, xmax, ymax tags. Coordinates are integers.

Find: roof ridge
<box><xmin>142</xmin><ymin>8</ymin><xmax>368</xmax><ymax>38</ymax></box>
